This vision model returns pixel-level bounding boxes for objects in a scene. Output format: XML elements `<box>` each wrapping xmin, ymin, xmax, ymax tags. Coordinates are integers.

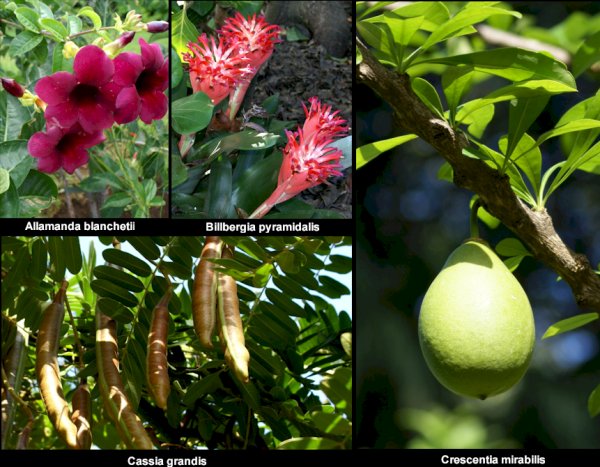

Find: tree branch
<box><xmin>357</xmin><ymin>39</ymin><xmax>600</xmax><ymax>312</ymax></box>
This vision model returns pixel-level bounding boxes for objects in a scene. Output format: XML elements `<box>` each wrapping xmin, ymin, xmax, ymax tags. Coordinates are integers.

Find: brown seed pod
<box><xmin>35</xmin><ymin>280</ymin><xmax>81</xmax><ymax>449</ymax></box>
<box><xmin>217</xmin><ymin>246</ymin><xmax>250</xmax><ymax>383</ymax></box>
<box><xmin>192</xmin><ymin>236</ymin><xmax>223</xmax><ymax>349</ymax></box>
<box><xmin>96</xmin><ymin>311</ymin><xmax>154</xmax><ymax>449</ymax></box>
<box><xmin>147</xmin><ymin>288</ymin><xmax>172</xmax><ymax>410</ymax></box>
<box><xmin>70</xmin><ymin>380</ymin><xmax>92</xmax><ymax>450</ymax></box>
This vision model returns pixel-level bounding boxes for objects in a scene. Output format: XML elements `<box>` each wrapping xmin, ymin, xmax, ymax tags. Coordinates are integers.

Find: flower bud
<box><xmin>123</xmin><ymin>10</ymin><xmax>145</xmax><ymax>31</ymax></box>
<box><xmin>62</xmin><ymin>41</ymin><xmax>80</xmax><ymax>59</ymax></box>
<box><xmin>103</xmin><ymin>31</ymin><xmax>135</xmax><ymax>57</ymax></box>
<box><xmin>1</xmin><ymin>77</ymin><xmax>24</xmax><ymax>98</ymax></box>
<box><xmin>145</xmin><ymin>21</ymin><xmax>169</xmax><ymax>33</ymax></box>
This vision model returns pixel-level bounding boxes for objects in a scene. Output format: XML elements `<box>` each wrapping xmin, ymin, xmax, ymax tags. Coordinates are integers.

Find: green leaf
<box><xmin>206</xmin><ymin>156</ymin><xmax>233</xmax><ymax>218</ymax></box>
<box><xmin>495</xmin><ymin>238</ymin><xmax>531</xmax><ymax>258</ymax></box>
<box><xmin>0</xmin><ymin>168</ymin><xmax>10</xmax><ymax>195</ymax></box>
<box><xmin>572</xmin><ymin>31</ymin><xmax>600</xmax><ymax>78</ymax></box>
<box><xmin>542</xmin><ymin>313</ymin><xmax>599</xmax><ymax>339</ymax></box>
<box><xmin>557</xmin><ymin>92</ymin><xmax>600</xmax><ymax>161</ymax></box>
<box><xmin>103</xmin><ymin>192</ymin><xmax>133</xmax><ymax>209</ymax></box>
<box><xmin>412</xmin><ymin>77</ymin><xmax>445</xmax><ymax>118</ymax></box>
<box><xmin>170</xmin><ymin>47</ymin><xmax>183</xmax><ymax>87</ymax></box>
<box><xmin>93</xmin><ymin>265</ymin><xmax>145</xmax><ymax>293</ymax></box>
<box><xmin>15</xmin><ymin>7</ymin><xmax>40</xmax><ymax>32</ymax></box>
<box><xmin>357</xmin><ymin>134</ymin><xmax>418</xmax><ymax>169</ymax></box>
<box><xmin>503</xmin><ymin>255</ymin><xmax>525</xmax><ymax>272</ymax></box>
<box><xmin>52</xmin><ymin>42</ymin><xmax>64</xmax><ymax>73</ymax></box>
<box><xmin>442</xmin><ymin>66</ymin><xmax>473</xmax><ymax>123</ymax></box>
<box><xmin>182</xmin><ymin>373</ymin><xmax>223</xmax><ymax>407</ymax></box>
<box><xmin>77</xmin><ymin>6</ymin><xmax>102</xmax><ymax>30</ymax></box>
<box><xmin>470</xmin><ymin>196</ymin><xmax>500</xmax><ymax>229</ymax></box>
<box><xmin>39</xmin><ymin>18</ymin><xmax>68</xmax><ymax>41</ymax></box>
<box><xmin>172</xmin><ymin>8</ymin><xmax>200</xmax><ymax>61</ymax></box>
<box><xmin>463</xmin><ymin>104</ymin><xmax>494</xmax><ymax>139</ymax></box>
<box><xmin>320</xmin><ymin>367</ymin><xmax>352</xmax><ymax>420</ymax></box>
<box><xmin>589</xmin><ymin>384</ymin><xmax>600</xmax><ymax>418</ymax></box>
<box><xmin>537</xmin><ymin>119</ymin><xmax>600</xmax><ymax>147</ymax></box>
<box><xmin>277</xmin><ymin>437</ymin><xmax>340</xmax><ymax>450</ymax></box>
<box><xmin>91</xmin><ymin>279</ymin><xmax>138</xmax><ymax>308</ymax></box>
<box><xmin>415</xmin><ymin>48</ymin><xmax>576</xmax><ymax>90</ymax></box>
<box><xmin>67</xmin><ymin>15</ymin><xmax>82</xmax><ymax>35</ymax></box>
<box><xmin>102</xmin><ymin>248</ymin><xmax>152</xmax><ymax>277</ymax></box>
<box><xmin>96</xmin><ymin>297</ymin><xmax>134</xmax><ymax>323</ymax></box>
<box><xmin>499</xmin><ymin>133</ymin><xmax>542</xmax><ymax>195</ymax></box>
<box><xmin>9</xmin><ymin>30</ymin><xmax>44</xmax><ymax>58</ymax></box>
<box><xmin>386</xmin><ymin>2</ymin><xmax>449</xmax><ymax>32</ymax></box>
<box><xmin>357</xmin><ymin>21</ymin><xmax>396</xmax><ymax>65</ymax></box>
<box><xmin>124</xmin><ymin>237</ymin><xmax>161</xmax><ymax>261</ymax></box>
<box><xmin>506</xmin><ymin>95</ymin><xmax>549</xmax><ymax>159</ymax></box>
<box><xmin>18</xmin><ymin>170</ymin><xmax>58</xmax><ymax>217</ymax></box>
<box><xmin>231</xmin><ymin>151</ymin><xmax>281</xmax><ymax>213</ymax></box>
<box><xmin>29</xmin><ymin>239</ymin><xmax>47</xmax><ymax>281</ymax></box>
<box><xmin>62</xmin><ymin>236</ymin><xmax>82</xmax><ymax>274</ymax></box>
<box><xmin>48</xmin><ymin>236</ymin><xmax>65</xmax><ymax>281</ymax></box>
<box><xmin>377</xmin><ymin>14</ymin><xmax>424</xmax><ymax>62</ymax></box>
<box><xmin>310</xmin><ymin>411</ymin><xmax>351</xmax><ymax>436</ymax></box>
<box><xmin>356</xmin><ymin>45</ymin><xmax>362</xmax><ymax>64</ymax></box>
<box><xmin>0</xmin><ymin>140</ymin><xmax>31</xmax><ymax>188</ymax></box>
<box><xmin>172</xmin><ymin>92</ymin><xmax>213</xmax><ymax>134</ymax></box>
<box><xmin>421</xmin><ymin>5</ymin><xmax>521</xmax><ymax>51</ymax></box>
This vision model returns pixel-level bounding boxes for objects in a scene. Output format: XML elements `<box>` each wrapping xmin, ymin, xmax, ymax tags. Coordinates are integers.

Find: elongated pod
<box><xmin>70</xmin><ymin>380</ymin><xmax>92</xmax><ymax>449</ymax></box>
<box><xmin>96</xmin><ymin>311</ymin><xmax>154</xmax><ymax>449</ymax></box>
<box><xmin>147</xmin><ymin>288</ymin><xmax>172</xmax><ymax>410</ymax></box>
<box><xmin>217</xmin><ymin>246</ymin><xmax>250</xmax><ymax>383</ymax></box>
<box><xmin>35</xmin><ymin>280</ymin><xmax>81</xmax><ymax>449</ymax></box>
<box><xmin>192</xmin><ymin>236</ymin><xmax>223</xmax><ymax>349</ymax></box>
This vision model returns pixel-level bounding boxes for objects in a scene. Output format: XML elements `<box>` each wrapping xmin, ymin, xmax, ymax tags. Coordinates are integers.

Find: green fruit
<box><xmin>418</xmin><ymin>239</ymin><xmax>535</xmax><ymax>400</ymax></box>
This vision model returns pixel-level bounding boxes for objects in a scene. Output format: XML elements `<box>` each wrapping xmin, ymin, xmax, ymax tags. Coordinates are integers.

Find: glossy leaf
<box><xmin>18</xmin><ymin>170</ymin><xmax>58</xmax><ymax>217</ymax></box>
<box><xmin>357</xmin><ymin>134</ymin><xmax>418</xmax><ymax>169</ymax></box>
<box><xmin>206</xmin><ymin>156</ymin><xmax>232</xmax><ymax>218</ymax></box>
<box><xmin>15</xmin><ymin>7</ymin><xmax>40</xmax><ymax>32</ymax></box>
<box><xmin>231</xmin><ymin>151</ymin><xmax>281</xmax><ymax>212</ymax></box>
<box><xmin>503</xmin><ymin>255</ymin><xmax>526</xmax><ymax>272</ymax></box>
<box><xmin>277</xmin><ymin>437</ymin><xmax>340</xmax><ymax>450</ymax></box>
<box><xmin>9</xmin><ymin>31</ymin><xmax>44</xmax><ymax>59</ymax></box>
<box><xmin>172</xmin><ymin>92</ymin><xmax>213</xmax><ymax>134</ymax></box>
<box><xmin>386</xmin><ymin>2</ymin><xmax>449</xmax><ymax>32</ymax></box>
<box><xmin>102</xmin><ymin>248</ymin><xmax>152</xmax><ymax>277</ymax></box>
<box><xmin>357</xmin><ymin>21</ymin><xmax>395</xmax><ymax>65</ymax></box>
<box><xmin>572</xmin><ymin>31</ymin><xmax>600</xmax><ymax>78</ymax></box>
<box><xmin>93</xmin><ymin>265</ymin><xmax>145</xmax><ymax>293</ymax></box>
<box><xmin>321</xmin><ymin>367</ymin><xmax>352</xmax><ymax>419</ymax></box>
<box><xmin>171</xmin><ymin>47</ymin><xmax>183</xmax><ymax>87</ymax></box>
<box><xmin>172</xmin><ymin>8</ymin><xmax>200</xmax><ymax>60</ymax></box>
<box><xmin>495</xmin><ymin>238</ymin><xmax>532</xmax><ymax>258</ymax></box>
<box><xmin>589</xmin><ymin>384</ymin><xmax>600</xmax><ymax>418</ymax></box>
<box><xmin>557</xmin><ymin>92</ymin><xmax>600</xmax><ymax>161</ymax></box>
<box><xmin>96</xmin><ymin>297</ymin><xmax>134</xmax><ymax>323</ymax></box>
<box><xmin>415</xmin><ymin>48</ymin><xmax>576</xmax><ymax>90</ymax></box>
<box><xmin>542</xmin><ymin>312</ymin><xmax>599</xmax><ymax>339</ymax></box>
<box><xmin>91</xmin><ymin>279</ymin><xmax>138</xmax><ymax>307</ymax></box>
<box><xmin>124</xmin><ymin>237</ymin><xmax>161</xmax><ymax>261</ymax></box>
<box><xmin>47</xmin><ymin>236</ymin><xmax>66</xmax><ymax>282</ymax></box>
<box><xmin>442</xmin><ymin>65</ymin><xmax>473</xmax><ymax>122</ymax></box>
<box><xmin>506</xmin><ymin>95</ymin><xmax>549</xmax><ymax>159</ymax></box>
<box><xmin>499</xmin><ymin>133</ymin><xmax>542</xmax><ymax>195</ymax></box>
<box><xmin>39</xmin><ymin>18</ymin><xmax>68</xmax><ymax>41</ymax></box>
<box><xmin>77</xmin><ymin>6</ymin><xmax>102</xmax><ymax>30</ymax></box>
<box><xmin>412</xmin><ymin>77</ymin><xmax>445</xmax><ymax>118</ymax></box>
<box><xmin>62</xmin><ymin>236</ymin><xmax>82</xmax><ymax>274</ymax></box>
<box><xmin>0</xmin><ymin>141</ymin><xmax>31</xmax><ymax>188</ymax></box>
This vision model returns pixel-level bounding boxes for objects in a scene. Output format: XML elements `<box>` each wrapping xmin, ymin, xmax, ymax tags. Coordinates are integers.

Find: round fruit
<box><xmin>418</xmin><ymin>239</ymin><xmax>535</xmax><ymax>400</ymax></box>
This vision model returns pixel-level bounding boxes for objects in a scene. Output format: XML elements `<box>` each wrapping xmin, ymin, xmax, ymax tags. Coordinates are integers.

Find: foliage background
<box><xmin>356</xmin><ymin>2</ymin><xmax>600</xmax><ymax>448</ymax></box>
<box><xmin>2</xmin><ymin>235</ymin><xmax>352</xmax><ymax>449</ymax></box>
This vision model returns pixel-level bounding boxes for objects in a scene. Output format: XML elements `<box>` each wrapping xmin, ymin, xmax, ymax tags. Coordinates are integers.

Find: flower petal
<box><xmin>139</xmin><ymin>91</ymin><xmax>167</xmax><ymax>124</ymax></box>
<box><xmin>139</xmin><ymin>38</ymin><xmax>164</xmax><ymax>72</ymax></box>
<box><xmin>78</xmin><ymin>100</ymin><xmax>114</xmax><ymax>133</ymax></box>
<box><xmin>44</xmin><ymin>101</ymin><xmax>78</xmax><ymax>129</ymax></box>
<box><xmin>74</xmin><ymin>45</ymin><xmax>114</xmax><ymax>86</ymax></box>
<box><xmin>28</xmin><ymin>131</ymin><xmax>59</xmax><ymax>158</ymax></box>
<box><xmin>61</xmin><ymin>146</ymin><xmax>89</xmax><ymax>174</ymax></box>
<box><xmin>34</xmin><ymin>72</ymin><xmax>77</xmax><ymax>106</ymax></box>
<box><xmin>36</xmin><ymin>151</ymin><xmax>63</xmax><ymax>173</ymax></box>
<box><xmin>114</xmin><ymin>86</ymin><xmax>141</xmax><ymax>124</ymax></box>
<box><xmin>113</xmin><ymin>52</ymin><xmax>143</xmax><ymax>86</ymax></box>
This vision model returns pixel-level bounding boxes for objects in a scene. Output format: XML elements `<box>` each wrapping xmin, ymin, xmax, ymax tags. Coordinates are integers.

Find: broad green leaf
<box><xmin>0</xmin><ymin>169</ymin><xmax>9</xmax><ymax>195</ymax></box>
<box><xmin>357</xmin><ymin>1</ymin><xmax>396</xmax><ymax>21</ymax></box>
<box><xmin>171</xmin><ymin>92</ymin><xmax>213</xmax><ymax>134</ymax></box>
<box><xmin>29</xmin><ymin>239</ymin><xmax>47</xmax><ymax>281</ymax></box>
<box><xmin>421</xmin><ymin>6</ymin><xmax>521</xmax><ymax>51</ymax></box>
<box><xmin>542</xmin><ymin>312</ymin><xmax>599</xmax><ymax>339</ymax></box>
<box><xmin>67</xmin><ymin>15</ymin><xmax>82</xmax><ymax>35</ymax></box>
<box><xmin>102</xmin><ymin>192</ymin><xmax>133</xmax><ymax>209</ymax></box>
<box><xmin>91</xmin><ymin>279</ymin><xmax>138</xmax><ymax>307</ymax></box>
<box><xmin>495</xmin><ymin>238</ymin><xmax>531</xmax><ymax>258</ymax></box>
<box><xmin>8</xmin><ymin>30</ymin><xmax>44</xmax><ymax>57</ymax></box>
<box><xmin>503</xmin><ymin>255</ymin><xmax>526</xmax><ymax>272</ymax></box>
<box><xmin>182</xmin><ymin>373</ymin><xmax>223</xmax><ymax>406</ymax></box>
<box><xmin>537</xmin><ymin>119</ymin><xmax>600</xmax><ymax>147</ymax></box>
<box><xmin>557</xmin><ymin>92</ymin><xmax>600</xmax><ymax>161</ymax></box>
<box><xmin>572</xmin><ymin>31</ymin><xmax>600</xmax><ymax>78</ymax></box>
<box><xmin>93</xmin><ymin>265</ymin><xmax>144</xmax><ymax>292</ymax></box>
<box><xmin>506</xmin><ymin>95</ymin><xmax>549</xmax><ymax>159</ymax></box>
<box><xmin>374</xmin><ymin>14</ymin><xmax>424</xmax><ymax>62</ymax></box>
<box><xmin>456</xmin><ymin>79</ymin><xmax>577</xmax><ymax>124</ymax></box>
<box><xmin>170</xmin><ymin>47</ymin><xmax>183</xmax><ymax>87</ymax></box>
<box><xmin>277</xmin><ymin>437</ymin><xmax>340</xmax><ymax>450</ymax></box>
<box><xmin>576</xmin><ymin>142</ymin><xmax>600</xmax><ymax>174</ymax></box>
<box><xmin>357</xmin><ymin>21</ymin><xmax>396</xmax><ymax>64</ymax></box>
<box><xmin>172</xmin><ymin>8</ymin><xmax>200</xmax><ymax>60</ymax></box>
<box><xmin>589</xmin><ymin>384</ymin><xmax>600</xmax><ymax>418</ymax></box>
<box><xmin>387</xmin><ymin>2</ymin><xmax>449</xmax><ymax>32</ymax></box>
<box><xmin>321</xmin><ymin>367</ymin><xmax>352</xmax><ymax>419</ymax></box>
<box><xmin>462</xmin><ymin>104</ymin><xmax>494</xmax><ymax>139</ymax></box>
<box><xmin>15</xmin><ymin>7</ymin><xmax>40</xmax><ymax>32</ymax></box>
<box><xmin>231</xmin><ymin>151</ymin><xmax>281</xmax><ymax>213</ymax></box>
<box><xmin>62</xmin><ymin>236</ymin><xmax>82</xmax><ymax>274</ymax></box>
<box><xmin>357</xmin><ymin>134</ymin><xmax>418</xmax><ymax>169</ymax></box>
<box><xmin>102</xmin><ymin>248</ymin><xmax>152</xmax><ymax>277</ymax></box>
<box><xmin>52</xmin><ymin>42</ymin><xmax>64</xmax><ymax>73</ymax></box>
<box><xmin>470</xmin><ymin>196</ymin><xmax>500</xmax><ymax>229</ymax></box>
<box><xmin>412</xmin><ymin>77</ymin><xmax>444</xmax><ymax>118</ymax></box>
<box><xmin>499</xmin><ymin>133</ymin><xmax>542</xmax><ymax>195</ymax></box>
<box><xmin>77</xmin><ymin>6</ymin><xmax>102</xmax><ymax>30</ymax></box>
<box><xmin>206</xmin><ymin>156</ymin><xmax>232</xmax><ymax>218</ymax></box>
<box><xmin>39</xmin><ymin>18</ymin><xmax>68</xmax><ymax>41</ymax></box>
<box><xmin>124</xmin><ymin>237</ymin><xmax>161</xmax><ymax>261</ymax></box>
<box><xmin>0</xmin><ymin>140</ymin><xmax>31</xmax><ymax>188</ymax></box>
<box><xmin>47</xmin><ymin>236</ymin><xmax>65</xmax><ymax>281</ymax></box>
<box><xmin>310</xmin><ymin>411</ymin><xmax>351</xmax><ymax>436</ymax></box>
<box><xmin>415</xmin><ymin>48</ymin><xmax>575</xmax><ymax>90</ymax></box>
<box><xmin>18</xmin><ymin>170</ymin><xmax>58</xmax><ymax>217</ymax></box>
<box><xmin>442</xmin><ymin>65</ymin><xmax>473</xmax><ymax>123</ymax></box>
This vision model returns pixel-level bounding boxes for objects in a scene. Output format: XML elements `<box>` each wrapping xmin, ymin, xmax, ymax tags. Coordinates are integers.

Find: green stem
<box><xmin>470</xmin><ymin>196</ymin><xmax>482</xmax><ymax>239</ymax></box>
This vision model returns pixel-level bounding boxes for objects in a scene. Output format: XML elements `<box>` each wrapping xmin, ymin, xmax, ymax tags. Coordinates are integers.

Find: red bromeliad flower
<box><xmin>249</xmin><ymin>97</ymin><xmax>348</xmax><ymax>219</ymax></box>
<box><xmin>27</xmin><ymin>121</ymin><xmax>105</xmax><ymax>174</ymax></box>
<box><xmin>35</xmin><ymin>45</ymin><xmax>117</xmax><ymax>133</ymax></box>
<box><xmin>183</xmin><ymin>34</ymin><xmax>254</xmax><ymax>105</ymax></box>
<box><xmin>219</xmin><ymin>12</ymin><xmax>281</xmax><ymax>69</ymax></box>
<box><xmin>113</xmin><ymin>38</ymin><xmax>169</xmax><ymax>124</ymax></box>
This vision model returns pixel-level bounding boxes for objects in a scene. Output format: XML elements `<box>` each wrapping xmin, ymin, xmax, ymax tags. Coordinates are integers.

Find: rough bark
<box><xmin>357</xmin><ymin>40</ymin><xmax>600</xmax><ymax>312</ymax></box>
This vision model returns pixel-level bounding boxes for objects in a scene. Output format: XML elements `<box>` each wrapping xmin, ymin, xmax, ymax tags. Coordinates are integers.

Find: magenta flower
<box><xmin>113</xmin><ymin>38</ymin><xmax>168</xmax><ymax>124</ymax></box>
<box><xmin>249</xmin><ymin>97</ymin><xmax>348</xmax><ymax>219</ymax></box>
<box><xmin>35</xmin><ymin>45</ymin><xmax>117</xmax><ymax>133</ymax></box>
<box><xmin>219</xmin><ymin>12</ymin><xmax>281</xmax><ymax>69</ymax></box>
<box><xmin>183</xmin><ymin>34</ymin><xmax>254</xmax><ymax>105</ymax></box>
<box><xmin>28</xmin><ymin>121</ymin><xmax>105</xmax><ymax>174</ymax></box>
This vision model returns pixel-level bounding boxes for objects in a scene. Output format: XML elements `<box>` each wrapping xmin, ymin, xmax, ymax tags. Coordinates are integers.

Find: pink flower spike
<box><xmin>219</xmin><ymin>12</ymin><xmax>281</xmax><ymax>69</ymax></box>
<box><xmin>113</xmin><ymin>39</ymin><xmax>168</xmax><ymax>124</ymax></box>
<box><xmin>35</xmin><ymin>45</ymin><xmax>116</xmax><ymax>133</ymax></box>
<box><xmin>249</xmin><ymin>97</ymin><xmax>348</xmax><ymax>219</ymax></box>
<box><xmin>27</xmin><ymin>121</ymin><xmax>105</xmax><ymax>174</ymax></box>
<box><xmin>183</xmin><ymin>34</ymin><xmax>254</xmax><ymax>105</ymax></box>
